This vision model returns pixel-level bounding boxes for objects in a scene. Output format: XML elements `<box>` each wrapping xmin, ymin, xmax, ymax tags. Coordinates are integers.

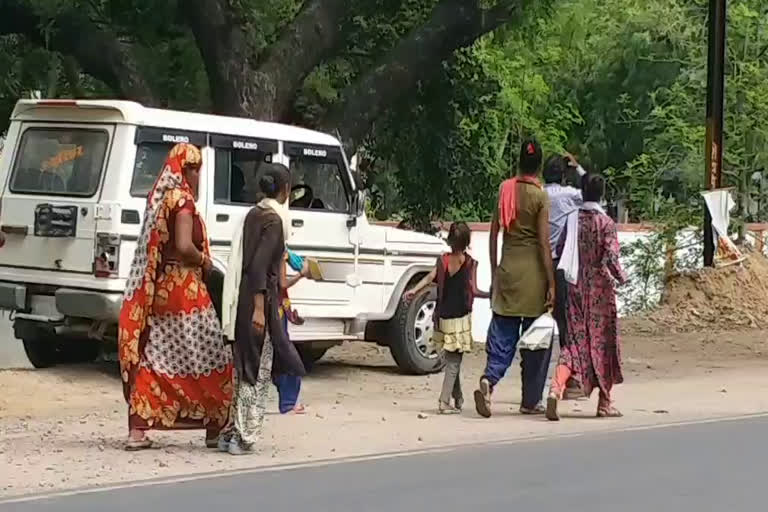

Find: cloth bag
<box><xmin>518</xmin><ymin>312</ymin><xmax>557</xmax><ymax>351</ymax></box>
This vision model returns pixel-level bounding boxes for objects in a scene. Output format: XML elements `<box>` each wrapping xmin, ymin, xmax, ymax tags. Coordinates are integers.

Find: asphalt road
<box><xmin>4</xmin><ymin>416</ymin><xmax>767</xmax><ymax>512</ymax></box>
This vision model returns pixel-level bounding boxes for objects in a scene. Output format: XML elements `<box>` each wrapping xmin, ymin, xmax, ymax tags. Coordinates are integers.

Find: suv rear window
<box><xmin>10</xmin><ymin>128</ymin><xmax>109</xmax><ymax>197</ymax></box>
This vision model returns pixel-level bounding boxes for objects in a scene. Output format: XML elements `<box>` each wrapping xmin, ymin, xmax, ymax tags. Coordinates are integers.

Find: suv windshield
<box><xmin>10</xmin><ymin>128</ymin><xmax>109</xmax><ymax>197</ymax></box>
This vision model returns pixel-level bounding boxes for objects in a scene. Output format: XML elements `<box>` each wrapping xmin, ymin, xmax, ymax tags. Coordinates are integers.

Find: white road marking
<box><xmin>2</xmin><ymin>411</ymin><xmax>768</xmax><ymax>505</ymax></box>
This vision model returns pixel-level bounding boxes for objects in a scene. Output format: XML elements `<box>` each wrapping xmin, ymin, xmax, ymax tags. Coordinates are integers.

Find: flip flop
<box><xmin>438</xmin><ymin>402</ymin><xmax>460</xmax><ymax>415</ymax></box>
<box><xmin>546</xmin><ymin>394</ymin><xmax>560</xmax><ymax>421</ymax></box>
<box><xmin>473</xmin><ymin>378</ymin><xmax>492</xmax><ymax>418</ymax></box>
<box><xmin>519</xmin><ymin>404</ymin><xmax>545</xmax><ymax>415</ymax></box>
<box><xmin>286</xmin><ymin>404</ymin><xmax>306</xmax><ymax>415</ymax></box>
<box><xmin>563</xmin><ymin>387</ymin><xmax>587</xmax><ymax>400</ymax></box>
<box><xmin>124</xmin><ymin>438</ymin><xmax>155</xmax><ymax>451</ymax></box>
<box><xmin>597</xmin><ymin>407</ymin><xmax>623</xmax><ymax>418</ymax></box>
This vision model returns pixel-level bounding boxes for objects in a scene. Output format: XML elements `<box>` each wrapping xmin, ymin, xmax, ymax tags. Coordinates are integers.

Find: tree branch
<box><xmin>0</xmin><ymin>0</ymin><xmax>157</xmax><ymax>104</ymax></box>
<box><xmin>187</xmin><ymin>0</ymin><xmax>347</xmax><ymax>120</ymax></box>
<box><xmin>252</xmin><ymin>0</ymin><xmax>348</xmax><ymax>120</ymax></box>
<box><xmin>320</xmin><ymin>0</ymin><xmax>526</xmax><ymax>152</ymax></box>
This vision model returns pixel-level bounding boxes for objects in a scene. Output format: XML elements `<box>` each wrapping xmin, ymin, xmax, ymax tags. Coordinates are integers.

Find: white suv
<box><xmin>0</xmin><ymin>100</ymin><xmax>446</xmax><ymax>374</ymax></box>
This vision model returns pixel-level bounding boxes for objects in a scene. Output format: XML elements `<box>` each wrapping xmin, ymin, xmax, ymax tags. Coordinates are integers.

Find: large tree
<box><xmin>0</xmin><ymin>0</ymin><xmax>530</xmax><ymax>151</ymax></box>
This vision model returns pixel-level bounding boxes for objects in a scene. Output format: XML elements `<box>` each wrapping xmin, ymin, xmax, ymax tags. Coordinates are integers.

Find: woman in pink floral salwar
<box><xmin>546</xmin><ymin>173</ymin><xmax>627</xmax><ymax>421</ymax></box>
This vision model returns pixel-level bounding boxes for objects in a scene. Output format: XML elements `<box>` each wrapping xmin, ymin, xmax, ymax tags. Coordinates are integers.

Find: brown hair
<box><xmin>447</xmin><ymin>222</ymin><xmax>471</xmax><ymax>252</ymax></box>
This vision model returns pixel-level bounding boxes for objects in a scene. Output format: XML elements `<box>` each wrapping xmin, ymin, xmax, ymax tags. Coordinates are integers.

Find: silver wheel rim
<box><xmin>413</xmin><ymin>300</ymin><xmax>437</xmax><ymax>359</ymax></box>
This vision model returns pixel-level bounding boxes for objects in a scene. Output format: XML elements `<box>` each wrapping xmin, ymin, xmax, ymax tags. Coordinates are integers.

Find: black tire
<box><xmin>386</xmin><ymin>287</ymin><xmax>444</xmax><ymax>375</ymax></box>
<box><xmin>21</xmin><ymin>337</ymin><xmax>58</xmax><ymax>369</ymax></box>
<box><xmin>59</xmin><ymin>340</ymin><xmax>101</xmax><ymax>364</ymax></box>
<box><xmin>298</xmin><ymin>346</ymin><xmax>328</xmax><ymax>372</ymax></box>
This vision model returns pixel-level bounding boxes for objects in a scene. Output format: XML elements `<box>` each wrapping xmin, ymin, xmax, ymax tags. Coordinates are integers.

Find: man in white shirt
<box><xmin>544</xmin><ymin>153</ymin><xmax>586</xmax><ymax>257</ymax></box>
<box><xmin>544</xmin><ymin>153</ymin><xmax>586</xmax><ymax>398</ymax></box>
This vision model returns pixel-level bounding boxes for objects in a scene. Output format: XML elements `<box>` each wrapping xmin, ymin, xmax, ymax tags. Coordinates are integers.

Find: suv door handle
<box><xmin>216</xmin><ymin>214</ymin><xmax>229</xmax><ymax>222</ymax></box>
<box><xmin>292</xmin><ymin>219</ymin><xmax>304</xmax><ymax>228</ymax></box>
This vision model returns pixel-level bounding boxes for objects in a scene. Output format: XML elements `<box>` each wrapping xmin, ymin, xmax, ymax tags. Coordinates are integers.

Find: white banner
<box><xmin>701</xmin><ymin>189</ymin><xmax>745</xmax><ymax>267</ymax></box>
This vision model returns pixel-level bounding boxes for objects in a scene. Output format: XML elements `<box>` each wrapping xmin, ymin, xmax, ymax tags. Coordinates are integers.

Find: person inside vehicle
<box><xmin>230</xmin><ymin>164</ymin><xmax>246</xmax><ymax>203</ymax></box>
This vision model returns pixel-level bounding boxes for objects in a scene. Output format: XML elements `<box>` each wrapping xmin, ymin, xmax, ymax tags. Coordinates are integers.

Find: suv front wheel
<box><xmin>386</xmin><ymin>287</ymin><xmax>444</xmax><ymax>375</ymax></box>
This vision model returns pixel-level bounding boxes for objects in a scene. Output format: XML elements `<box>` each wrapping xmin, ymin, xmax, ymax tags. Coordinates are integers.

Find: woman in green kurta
<box><xmin>492</xmin><ymin>182</ymin><xmax>549</xmax><ymax>318</ymax></box>
<box><xmin>474</xmin><ymin>139</ymin><xmax>555</xmax><ymax>418</ymax></box>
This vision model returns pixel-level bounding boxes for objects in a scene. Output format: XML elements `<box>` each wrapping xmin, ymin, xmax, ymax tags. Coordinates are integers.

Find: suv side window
<box><xmin>131</xmin><ymin>128</ymin><xmax>207</xmax><ymax>197</ymax></box>
<box><xmin>131</xmin><ymin>142</ymin><xmax>172</xmax><ymax>197</ymax></box>
<box><xmin>284</xmin><ymin>143</ymin><xmax>349</xmax><ymax>213</ymax></box>
<box><xmin>212</xmin><ymin>135</ymin><xmax>278</xmax><ymax>204</ymax></box>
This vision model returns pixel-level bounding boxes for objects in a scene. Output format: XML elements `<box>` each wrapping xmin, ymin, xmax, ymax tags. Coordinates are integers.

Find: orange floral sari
<box><xmin>118</xmin><ymin>143</ymin><xmax>233</xmax><ymax>437</ymax></box>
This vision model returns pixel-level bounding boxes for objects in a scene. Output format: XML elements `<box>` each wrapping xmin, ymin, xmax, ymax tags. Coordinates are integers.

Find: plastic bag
<box><xmin>518</xmin><ymin>312</ymin><xmax>556</xmax><ymax>351</ymax></box>
<box><xmin>286</xmin><ymin>250</ymin><xmax>304</xmax><ymax>272</ymax></box>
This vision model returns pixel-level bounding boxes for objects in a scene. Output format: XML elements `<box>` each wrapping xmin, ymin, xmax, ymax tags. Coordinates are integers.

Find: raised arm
<box><xmin>537</xmin><ymin>200</ymin><xmax>556</xmax><ymax>307</ymax></box>
<box><xmin>565</xmin><ymin>153</ymin><xmax>587</xmax><ymax>202</ymax></box>
<box><xmin>603</xmin><ymin>220</ymin><xmax>627</xmax><ymax>285</ymax></box>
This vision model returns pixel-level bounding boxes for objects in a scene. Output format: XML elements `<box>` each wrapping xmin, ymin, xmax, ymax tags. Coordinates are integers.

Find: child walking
<box><xmin>275</xmin><ymin>249</ymin><xmax>312</xmax><ymax>414</ymax></box>
<box><xmin>406</xmin><ymin>223</ymin><xmax>489</xmax><ymax>414</ymax></box>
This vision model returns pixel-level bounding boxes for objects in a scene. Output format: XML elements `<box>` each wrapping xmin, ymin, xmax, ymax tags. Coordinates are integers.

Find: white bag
<box><xmin>558</xmin><ymin>210</ymin><xmax>579</xmax><ymax>285</ymax></box>
<box><xmin>518</xmin><ymin>312</ymin><xmax>557</xmax><ymax>351</ymax></box>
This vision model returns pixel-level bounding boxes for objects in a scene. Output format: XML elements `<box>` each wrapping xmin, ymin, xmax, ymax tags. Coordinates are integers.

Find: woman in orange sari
<box><xmin>119</xmin><ymin>143</ymin><xmax>233</xmax><ymax>451</ymax></box>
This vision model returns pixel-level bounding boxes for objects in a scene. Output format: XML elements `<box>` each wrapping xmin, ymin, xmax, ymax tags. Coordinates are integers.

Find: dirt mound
<box><xmin>625</xmin><ymin>252</ymin><xmax>768</xmax><ymax>335</ymax></box>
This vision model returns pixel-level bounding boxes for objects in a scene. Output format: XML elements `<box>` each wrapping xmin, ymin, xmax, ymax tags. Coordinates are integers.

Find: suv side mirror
<box><xmin>354</xmin><ymin>189</ymin><xmax>366</xmax><ymax>217</ymax></box>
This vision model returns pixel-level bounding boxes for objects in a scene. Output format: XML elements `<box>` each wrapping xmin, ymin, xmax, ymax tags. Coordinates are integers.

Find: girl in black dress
<box><xmin>406</xmin><ymin>223</ymin><xmax>489</xmax><ymax>414</ymax></box>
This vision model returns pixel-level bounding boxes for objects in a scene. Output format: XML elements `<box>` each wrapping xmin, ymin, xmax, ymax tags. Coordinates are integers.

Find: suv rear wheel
<box><xmin>386</xmin><ymin>287</ymin><xmax>444</xmax><ymax>375</ymax></box>
<box><xmin>21</xmin><ymin>336</ymin><xmax>58</xmax><ymax>369</ymax></box>
<box><xmin>16</xmin><ymin>320</ymin><xmax>101</xmax><ymax>368</ymax></box>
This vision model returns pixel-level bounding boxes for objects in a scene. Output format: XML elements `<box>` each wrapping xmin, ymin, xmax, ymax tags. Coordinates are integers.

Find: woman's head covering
<box><xmin>145</xmin><ymin>143</ymin><xmax>202</xmax><ymax>209</ymax></box>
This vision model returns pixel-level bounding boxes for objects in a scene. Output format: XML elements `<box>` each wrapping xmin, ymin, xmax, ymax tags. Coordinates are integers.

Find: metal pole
<box><xmin>704</xmin><ymin>0</ymin><xmax>727</xmax><ymax>266</ymax></box>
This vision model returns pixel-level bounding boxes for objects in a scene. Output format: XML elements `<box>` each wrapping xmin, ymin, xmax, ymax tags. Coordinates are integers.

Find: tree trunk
<box><xmin>186</xmin><ymin>0</ymin><xmax>252</xmax><ymax>117</ymax></box>
<box><xmin>187</xmin><ymin>0</ymin><xmax>348</xmax><ymax>121</ymax></box>
<box><xmin>321</xmin><ymin>0</ymin><xmax>525</xmax><ymax>152</ymax></box>
<box><xmin>62</xmin><ymin>57</ymin><xmax>85</xmax><ymax>98</ymax></box>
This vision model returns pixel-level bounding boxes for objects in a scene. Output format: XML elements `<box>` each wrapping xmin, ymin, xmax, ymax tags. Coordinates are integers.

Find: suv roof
<box><xmin>11</xmin><ymin>99</ymin><xmax>341</xmax><ymax>147</ymax></box>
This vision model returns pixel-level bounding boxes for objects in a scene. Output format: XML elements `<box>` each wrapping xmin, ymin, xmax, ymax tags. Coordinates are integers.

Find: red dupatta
<box><xmin>497</xmin><ymin>175</ymin><xmax>542</xmax><ymax>231</ymax></box>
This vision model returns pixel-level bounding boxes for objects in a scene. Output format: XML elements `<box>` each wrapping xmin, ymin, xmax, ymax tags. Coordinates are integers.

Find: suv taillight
<box><xmin>93</xmin><ymin>233</ymin><xmax>120</xmax><ymax>278</ymax></box>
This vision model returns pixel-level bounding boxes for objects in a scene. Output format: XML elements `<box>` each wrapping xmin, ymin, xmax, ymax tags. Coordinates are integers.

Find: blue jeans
<box><xmin>483</xmin><ymin>314</ymin><xmax>553</xmax><ymax>410</ymax></box>
<box><xmin>274</xmin><ymin>374</ymin><xmax>301</xmax><ymax>414</ymax></box>
<box><xmin>274</xmin><ymin>315</ymin><xmax>301</xmax><ymax>414</ymax></box>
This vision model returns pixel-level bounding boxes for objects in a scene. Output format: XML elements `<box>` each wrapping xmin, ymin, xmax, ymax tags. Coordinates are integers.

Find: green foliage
<box><xmin>3</xmin><ymin>0</ymin><xmax>768</xmax><ymax>242</ymax></box>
